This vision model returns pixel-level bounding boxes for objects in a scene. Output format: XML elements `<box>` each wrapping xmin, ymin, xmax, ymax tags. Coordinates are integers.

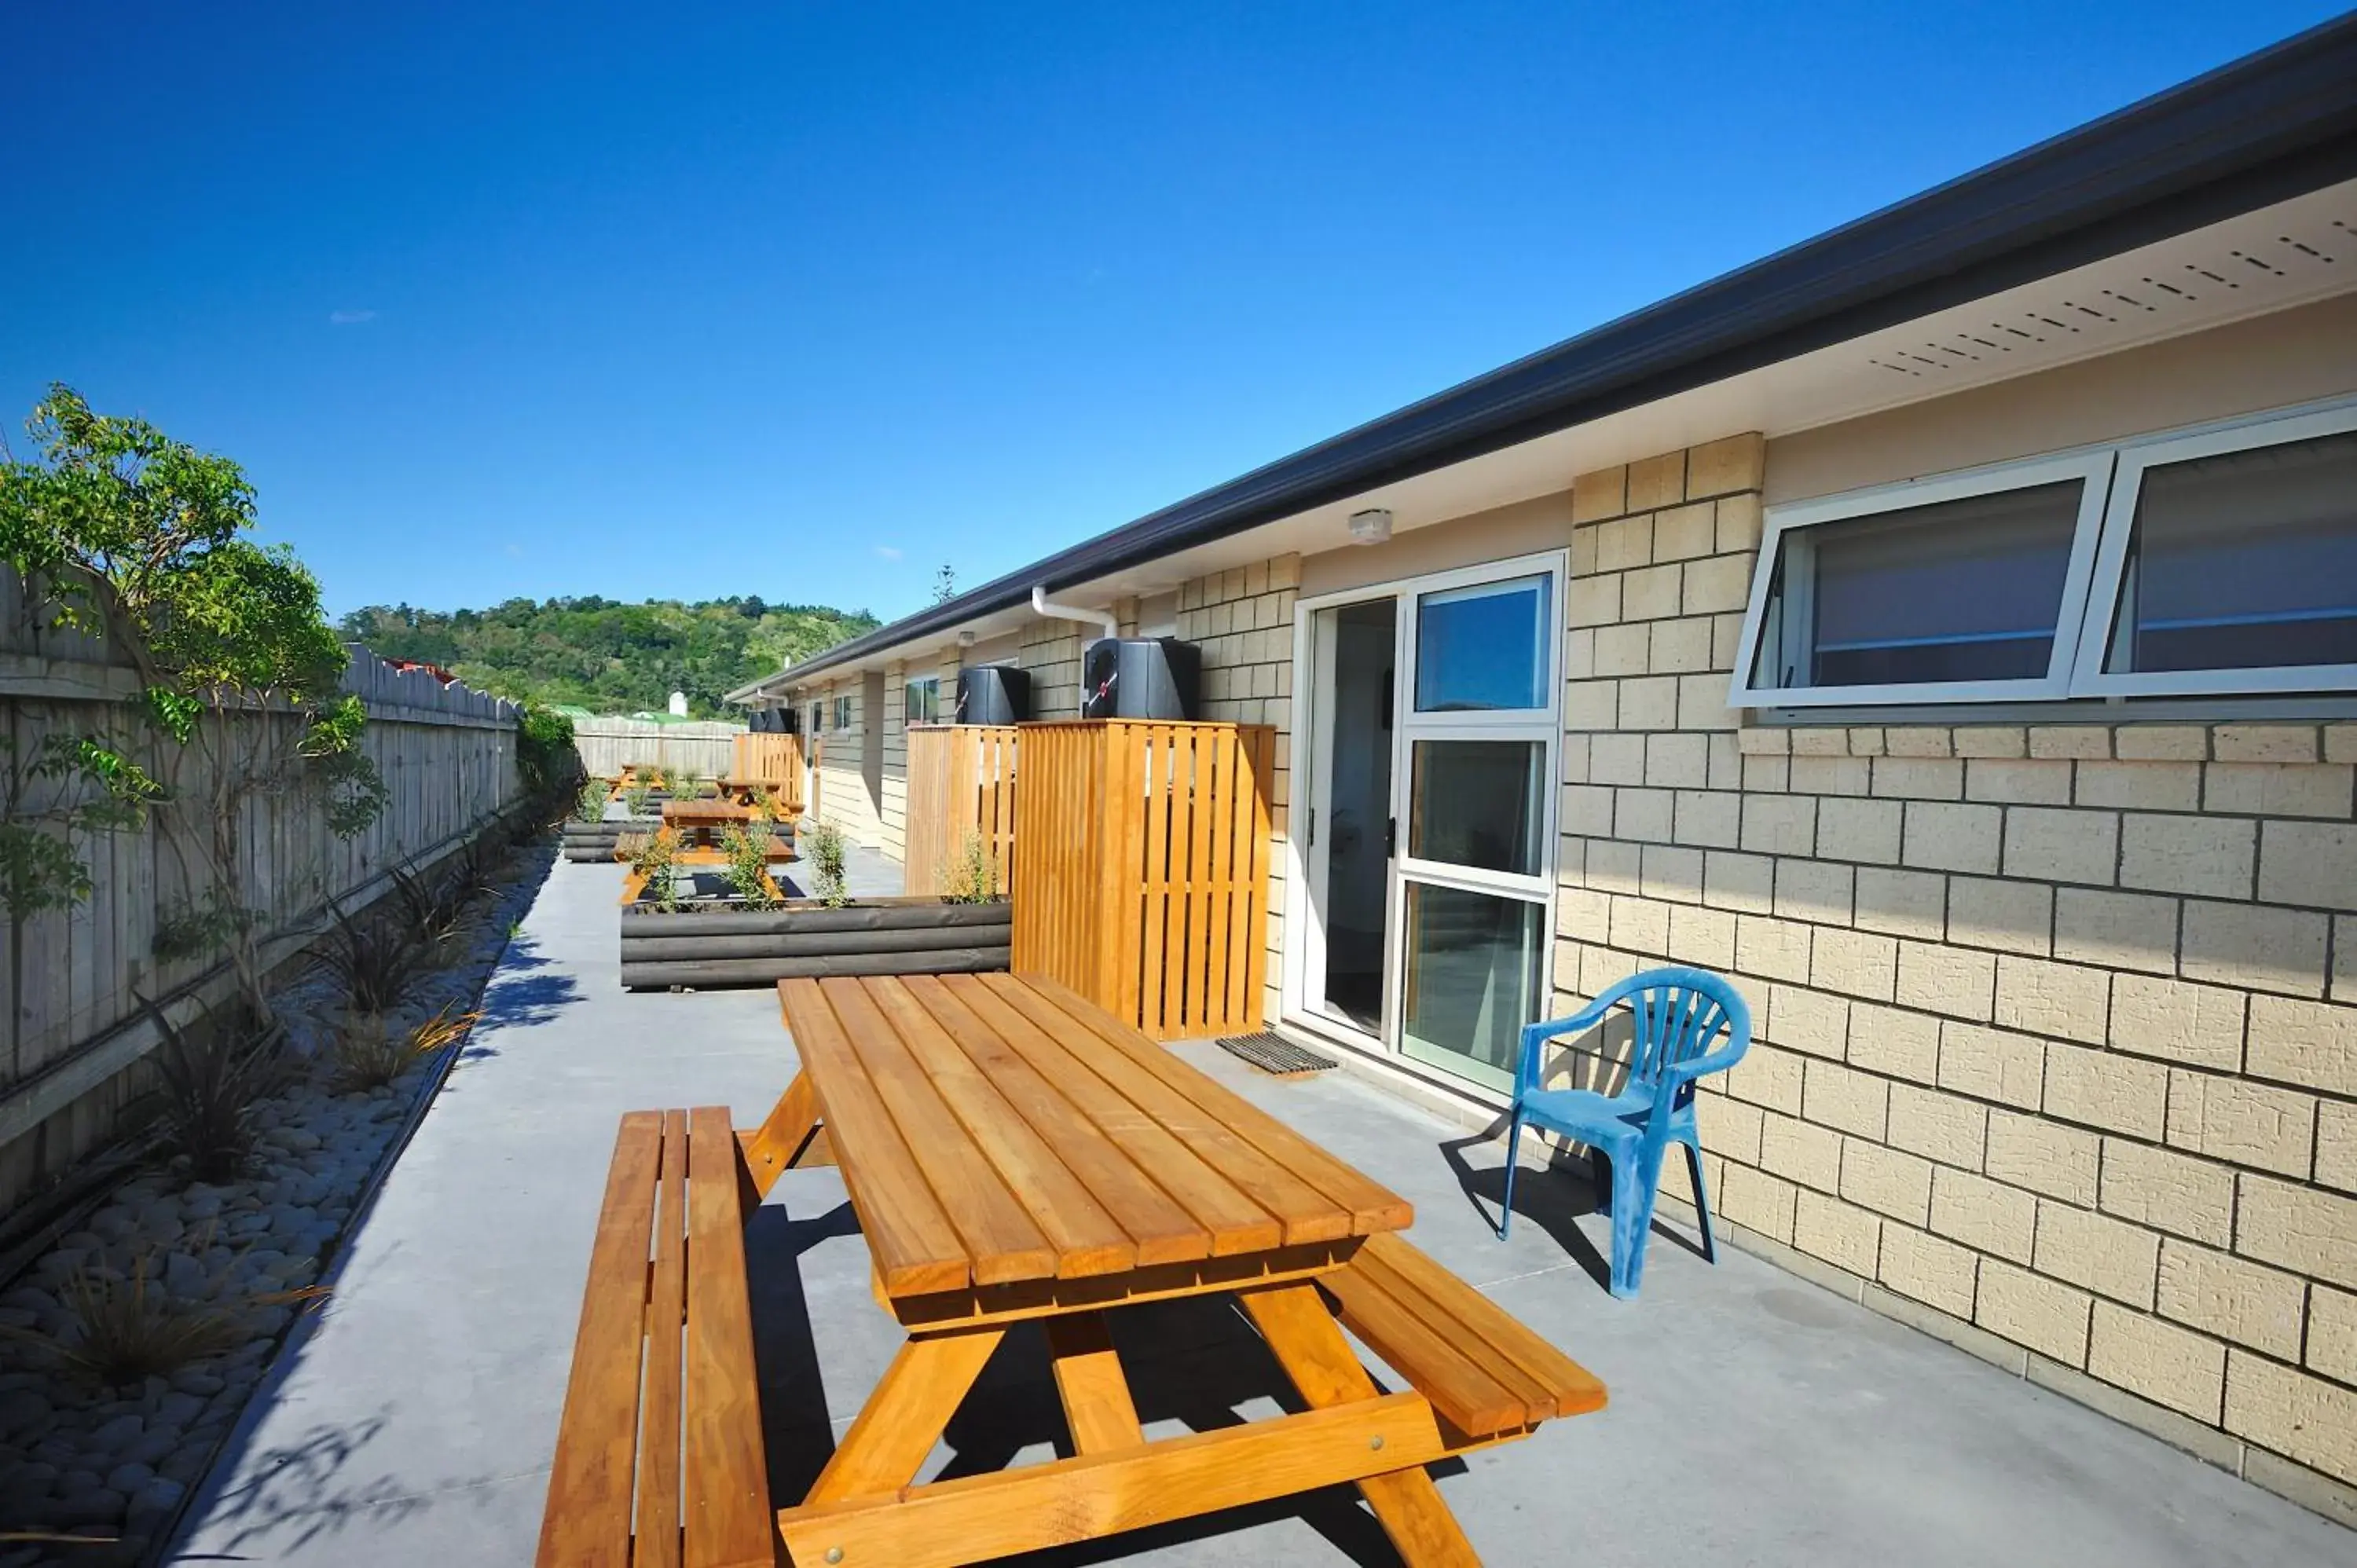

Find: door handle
<box><xmin>1385</xmin><ymin>816</ymin><xmax>1396</xmax><ymax>858</ymax></box>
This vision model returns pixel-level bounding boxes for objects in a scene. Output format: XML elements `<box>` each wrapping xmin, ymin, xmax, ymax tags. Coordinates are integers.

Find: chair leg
<box><xmin>1607</xmin><ymin>1144</ymin><xmax>1666</xmax><ymax>1299</ymax></box>
<box><xmin>1496</xmin><ymin>1113</ymin><xmax>1524</xmax><ymax>1240</ymax></box>
<box><xmin>1683</xmin><ymin>1139</ymin><xmax>1718</xmax><ymax>1266</ymax></box>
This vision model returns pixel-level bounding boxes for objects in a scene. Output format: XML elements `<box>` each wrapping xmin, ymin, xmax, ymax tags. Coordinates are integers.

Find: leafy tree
<box><xmin>340</xmin><ymin>595</ymin><xmax>879</xmax><ymax>716</ymax></box>
<box><xmin>0</xmin><ymin>385</ymin><xmax>385</xmax><ymax>1024</ymax></box>
<box><xmin>930</xmin><ymin>563</ymin><xmax>956</xmax><ymax>606</ymax></box>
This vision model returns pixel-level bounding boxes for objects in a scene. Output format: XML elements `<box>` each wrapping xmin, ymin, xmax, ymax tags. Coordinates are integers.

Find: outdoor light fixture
<box><xmin>1347</xmin><ymin>507</ymin><xmax>1393</xmax><ymax>545</ymax></box>
<box><xmin>958</xmin><ymin>629</ymin><xmax>977</xmax><ymax>647</ymax></box>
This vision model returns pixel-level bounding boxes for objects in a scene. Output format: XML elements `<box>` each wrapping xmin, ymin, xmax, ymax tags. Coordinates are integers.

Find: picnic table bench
<box><xmin>537</xmin><ymin>972</ymin><xmax>1603</xmax><ymax>1566</ymax></box>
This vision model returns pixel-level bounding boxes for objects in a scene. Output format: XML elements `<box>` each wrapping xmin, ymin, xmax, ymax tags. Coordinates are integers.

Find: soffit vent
<box><xmin>1853</xmin><ymin>184</ymin><xmax>2353</xmax><ymax>387</ymax></box>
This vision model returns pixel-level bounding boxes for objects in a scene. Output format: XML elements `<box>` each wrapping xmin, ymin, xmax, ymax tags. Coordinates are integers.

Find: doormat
<box><xmin>1216</xmin><ymin>1031</ymin><xmax>1338</xmax><ymax>1079</ymax></box>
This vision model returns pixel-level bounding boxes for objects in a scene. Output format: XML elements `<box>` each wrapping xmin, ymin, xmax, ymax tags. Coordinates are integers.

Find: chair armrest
<box><xmin>1512</xmin><ymin>1000</ymin><xmax>1616</xmax><ymax>1098</ymax></box>
<box><xmin>1663</xmin><ymin>1026</ymin><xmax>1753</xmax><ymax>1088</ymax></box>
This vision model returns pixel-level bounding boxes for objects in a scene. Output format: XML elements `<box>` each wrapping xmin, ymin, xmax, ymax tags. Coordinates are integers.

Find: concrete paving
<box><xmin>170</xmin><ymin>855</ymin><xmax>2355</xmax><ymax>1566</ymax></box>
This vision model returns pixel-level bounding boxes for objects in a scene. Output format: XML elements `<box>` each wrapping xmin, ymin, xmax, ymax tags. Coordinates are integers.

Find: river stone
<box><xmin>170</xmin><ymin>1370</ymin><xmax>225</xmax><ymax>1398</ymax></box>
<box><xmin>0</xmin><ymin>1388</ymin><xmax>52</xmax><ymax>1437</ymax></box>
<box><xmin>131</xmin><ymin>1472</ymin><xmax>186</xmax><ymax>1515</ymax></box>
<box><xmin>49</xmin><ymin>1484</ymin><xmax>126</xmax><ymax>1525</ymax></box>
<box><xmin>124</xmin><ymin>1427</ymin><xmax>180</xmax><ymax>1467</ymax></box>
<box><xmin>104</xmin><ymin>1461</ymin><xmax>154</xmax><ymax>1494</ymax></box>
<box><xmin>87</xmin><ymin>1414</ymin><xmax>143</xmax><ymax>1449</ymax></box>
<box><xmin>163</xmin><ymin>1251</ymin><xmax>207</xmax><ymax>1294</ymax></box>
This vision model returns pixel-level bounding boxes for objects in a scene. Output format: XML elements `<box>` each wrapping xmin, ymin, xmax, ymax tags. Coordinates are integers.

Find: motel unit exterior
<box><xmin>730</xmin><ymin>19</ymin><xmax>2357</xmax><ymax>1519</ymax></box>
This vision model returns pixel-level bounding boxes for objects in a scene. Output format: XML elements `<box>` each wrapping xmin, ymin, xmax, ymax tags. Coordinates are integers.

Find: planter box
<box><xmin>618</xmin><ymin>896</ymin><xmax>1010</xmax><ymax>990</ymax></box>
<box><xmin>561</xmin><ymin>818</ymin><xmax>661</xmax><ymax>863</ymax></box>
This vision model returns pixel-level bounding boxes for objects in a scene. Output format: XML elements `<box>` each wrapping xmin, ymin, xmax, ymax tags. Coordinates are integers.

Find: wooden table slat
<box><xmin>1014</xmin><ymin>973</ymin><xmax>1415</xmax><ymax>1236</ymax></box>
<box><xmin>681</xmin><ymin>1106</ymin><xmax>775</xmax><ymax>1565</ymax></box>
<box><xmin>634</xmin><ymin>1112</ymin><xmax>687</xmax><ymax>1568</ymax></box>
<box><xmin>977</xmin><ymin>976</ymin><xmax>1358</xmax><ymax>1246</ymax></box>
<box><xmin>824</xmin><ymin>980</ymin><xmax>1061</xmax><ymax>1285</ymax></box>
<box><xmin>936</xmin><ymin>976</ymin><xmax>1284</xmax><ymax>1259</ymax></box>
<box><xmin>863</xmin><ymin>976</ymin><xmax>1137</xmax><ymax>1279</ymax></box>
<box><xmin>900</xmin><ymin>975</ymin><xmax>1211</xmax><ymax>1267</ymax></box>
<box><xmin>536</xmin><ymin>1112</ymin><xmax>661</xmax><ymax>1568</ymax></box>
<box><xmin>778</xmin><ymin>978</ymin><xmax>972</xmax><ymax>1294</ymax></box>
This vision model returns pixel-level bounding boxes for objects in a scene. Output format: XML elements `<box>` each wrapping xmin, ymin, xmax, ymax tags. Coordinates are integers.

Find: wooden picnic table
<box><xmin>537</xmin><ymin>972</ymin><xmax>1601</xmax><ymax>1567</ymax></box>
<box><xmin>735</xmin><ymin>972</ymin><xmax>1605</xmax><ymax>1566</ymax></box>
<box><xmin>661</xmin><ymin>795</ymin><xmax>753</xmax><ymax>847</ymax></box>
<box><xmin>715</xmin><ymin>775</ymin><xmax>792</xmax><ymax>808</ymax></box>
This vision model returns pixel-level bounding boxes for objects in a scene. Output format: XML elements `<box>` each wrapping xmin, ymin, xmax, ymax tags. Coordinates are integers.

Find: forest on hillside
<box><xmin>339</xmin><ymin>595</ymin><xmax>879</xmax><ymax>716</ymax></box>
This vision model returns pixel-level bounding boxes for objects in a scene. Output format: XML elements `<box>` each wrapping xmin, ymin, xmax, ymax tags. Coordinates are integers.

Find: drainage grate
<box><xmin>1216</xmin><ymin>1031</ymin><xmax>1337</xmax><ymax>1079</ymax></box>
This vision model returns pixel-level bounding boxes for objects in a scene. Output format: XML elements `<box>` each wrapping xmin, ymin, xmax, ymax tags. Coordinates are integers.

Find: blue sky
<box><xmin>3</xmin><ymin>3</ymin><xmax>2344</xmax><ymax>622</ymax></box>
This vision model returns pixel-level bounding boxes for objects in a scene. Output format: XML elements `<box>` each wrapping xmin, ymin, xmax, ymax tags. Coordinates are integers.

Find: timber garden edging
<box><xmin>617</xmin><ymin>896</ymin><xmax>1010</xmax><ymax>990</ymax></box>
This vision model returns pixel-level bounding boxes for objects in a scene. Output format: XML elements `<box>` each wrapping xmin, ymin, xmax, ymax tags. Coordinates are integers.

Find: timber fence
<box><xmin>2</xmin><ymin>566</ymin><xmax>523</xmax><ymax>1209</ymax></box>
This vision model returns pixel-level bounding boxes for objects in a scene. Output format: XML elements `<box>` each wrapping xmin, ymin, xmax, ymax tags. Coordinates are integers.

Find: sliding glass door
<box><xmin>1391</xmin><ymin>570</ymin><xmax>1558</xmax><ymax>1091</ymax></box>
<box><xmin>1290</xmin><ymin>555</ymin><xmax>1560</xmax><ymax>1094</ymax></box>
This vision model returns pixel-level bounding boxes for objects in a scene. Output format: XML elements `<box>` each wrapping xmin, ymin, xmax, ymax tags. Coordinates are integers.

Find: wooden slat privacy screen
<box><xmin>903</xmin><ymin>725</ymin><xmax>1019</xmax><ymax>896</ymax></box>
<box><xmin>730</xmin><ymin>732</ymin><xmax>805</xmax><ymax>812</ymax></box>
<box><xmin>1010</xmin><ymin>720</ymin><xmax>1275</xmax><ymax>1042</ymax></box>
<box><xmin>731</xmin><ymin>730</ymin><xmax>801</xmax><ymax>781</ymax></box>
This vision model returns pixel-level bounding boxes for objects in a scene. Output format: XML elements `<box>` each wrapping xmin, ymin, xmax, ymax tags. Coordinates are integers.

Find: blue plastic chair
<box><xmin>1497</xmin><ymin>967</ymin><xmax>1752</xmax><ymax>1298</ymax></box>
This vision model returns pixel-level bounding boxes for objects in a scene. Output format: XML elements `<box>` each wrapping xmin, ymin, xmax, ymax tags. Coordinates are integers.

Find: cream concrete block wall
<box><xmin>808</xmin><ymin>673</ymin><xmax>890</xmax><ymax>852</ymax></box>
<box><xmin>1180</xmin><ymin>554</ymin><xmax>1300</xmax><ymax>1024</ymax></box>
<box><xmin>1555</xmin><ymin>434</ymin><xmax>2357</xmax><ymax>1518</ymax></box>
<box><xmin>1021</xmin><ymin>617</ymin><xmax>1085</xmax><ymax>718</ymax></box>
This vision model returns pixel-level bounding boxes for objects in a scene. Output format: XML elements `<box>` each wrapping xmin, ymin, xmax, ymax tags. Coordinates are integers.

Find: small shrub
<box><xmin>805</xmin><ymin>820</ymin><xmax>849</xmax><ymax>908</ymax></box>
<box><xmin>410</xmin><ymin>1002</ymin><xmax>480</xmax><ymax>1056</ymax></box>
<box><xmin>9</xmin><ymin>1255</ymin><xmax>249</xmax><ymax>1388</ymax></box>
<box><xmin>330</xmin><ymin>1002</ymin><xmax>477</xmax><ymax>1092</ymax></box>
<box><xmin>308</xmin><ymin>900</ymin><xmax>423</xmax><ymax>1015</ymax></box>
<box><xmin>622</xmin><ymin>779</ymin><xmax>654</xmax><ymax>817</ymax></box>
<box><xmin>631</xmin><ymin>829</ymin><xmax>680</xmax><ymax>911</ymax></box>
<box><xmin>720</xmin><ymin>823</ymin><xmax>779</xmax><ymax>910</ymax></box>
<box><xmin>390</xmin><ymin>861</ymin><xmax>465</xmax><ymax>953</ymax></box>
<box><xmin>573</xmin><ymin>777</ymin><xmax>609</xmax><ymax>822</ymax></box>
<box><xmin>941</xmin><ymin>829</ymin><xmax>999</xmax><ymax>903</ymax></box>
<box><xmin>140</xmin><ymin>993</ymin><xmax>284</xmax><ymax>1182</ymax></box>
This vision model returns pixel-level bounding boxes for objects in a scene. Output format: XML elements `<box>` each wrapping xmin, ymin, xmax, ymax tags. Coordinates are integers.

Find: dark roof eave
<box><xmin>750</xmin><ymin>14</ymin><xmax>2357</xmax><ymax>697</ymax></box>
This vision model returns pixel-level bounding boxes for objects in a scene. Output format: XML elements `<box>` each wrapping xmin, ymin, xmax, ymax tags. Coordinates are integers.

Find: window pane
<box><xmin>1399</xmin><ymin>884</ymin><xmax>1545</xmax><ymax>1091</ymax></box>
<box><xmin>2113</xmin><ymin>429</ymin><xmax>2357</xmax><ymax>673</ymax></box>
<box><xmin>1758</xmin><ymin>481</ymin><xmax>2082</xmax><ymax>689</ymax></box>
<box><xmin>1415</xmin><ymin>575</ymin><xmax>1549</xmax><ymax>711</ymax></box>
<box><xmin>1408</xmin><ymin>741</ymin><xmax>1544</xmax><ymax>875</ymax></box>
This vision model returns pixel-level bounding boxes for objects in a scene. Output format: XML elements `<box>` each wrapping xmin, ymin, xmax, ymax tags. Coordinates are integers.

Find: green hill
<box><xmin>339</xmin><ymin>596</ymin><xmax>878</xmax><ymax>718</ymax></box>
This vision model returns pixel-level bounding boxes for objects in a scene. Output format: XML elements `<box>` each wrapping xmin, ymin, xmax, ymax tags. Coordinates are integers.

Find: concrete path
<box><xmin>170</xmin><ymin>857</ymin><xmax>2354</xmax><ymax>1566</ymax></box>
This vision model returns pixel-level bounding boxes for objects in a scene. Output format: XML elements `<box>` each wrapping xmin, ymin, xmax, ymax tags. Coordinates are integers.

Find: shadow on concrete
<box><xmin>746</xmin><ymin>1198</ymin><xmax>865</xmax><ymax>1504</ymax></box>
<box><xmin>470</xmin><ymin>963</ymin><xmax>583</xmax><ymax>1039</ymax></box>
<box><xmin>183</xmin><ymin>1406</ymin><xmax>420</xmax><ymax>1558</ymax></box>
<box><xmin>751</xmin><ymin>1235</ymin><xmax>1439</xmax><ymax>1567</ymax></box>
<box><xmin>1440</xmin><ymin>1123</ymin><xmax>1711</xmax><ymax>1296</ymax></box>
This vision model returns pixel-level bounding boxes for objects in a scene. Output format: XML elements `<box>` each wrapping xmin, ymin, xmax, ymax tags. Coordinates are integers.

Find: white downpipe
<box><xmin>1030</xmin><ymin>584</ymin><xmax>1119</xmax><ymax>640</ymax></box>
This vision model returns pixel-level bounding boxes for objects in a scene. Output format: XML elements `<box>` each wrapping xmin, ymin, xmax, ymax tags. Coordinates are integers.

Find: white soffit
<box><xmin>1065</xmin><ymin>178</ymin><xmax>2357</xmax><ymax>601</ymax></box>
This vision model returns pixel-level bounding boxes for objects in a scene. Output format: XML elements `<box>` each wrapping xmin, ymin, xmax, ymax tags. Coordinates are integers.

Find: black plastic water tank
<box><xmin>1082</xmin><ymin>637</ymin><xmax>1200</xmax><ymax>720</ymax></box>
<box><xmin>955</xmin><ymin>664</ymin><xmax>1031</xmax><ymax>725</ymax></box>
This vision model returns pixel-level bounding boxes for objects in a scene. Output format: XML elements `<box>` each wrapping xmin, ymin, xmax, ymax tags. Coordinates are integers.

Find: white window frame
<box><xmin>831</xmin><ymin>694</ymin><xmax>853</xmax><ymax>731</ymax></box>
<box><xmin>1728</xmin><ymin>449</ymin><xmax>2116</xmax><ymax>709</ymax></box>
<box><xmin>2069</xmin><ymin>399</ymin><xmax>2357</xmax><ymax>699</ymax></box>
<box><xmin>904</xmin><ymin>674</ymin><xmax>941</xmax><ymax>725</ymax></box>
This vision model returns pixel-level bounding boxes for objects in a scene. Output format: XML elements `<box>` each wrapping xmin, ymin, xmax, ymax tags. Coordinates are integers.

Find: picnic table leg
<box><xmin>738</xmin><ymin>1071</ymin><xmax>835</xmax><ymax>1200</ymax></box>
<box><xmin>1243</xmin><ymin>1283</ymin><xmax>1485</xmax><ymax>1568</ymax></box>
<box><xmin>1043</xmin><ymin>1313</ymin><xmax>1143</xmax><ymax>1455</ymax></box>
<box><xmin>802</xmin><ymin>1327</ymin><xmax>1006</xmax><ymax>1504</ymax></box>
